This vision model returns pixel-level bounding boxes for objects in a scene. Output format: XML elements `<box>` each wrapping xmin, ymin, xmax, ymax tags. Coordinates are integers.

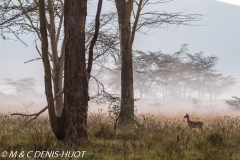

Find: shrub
<box><xmin>207</xmin><ymin>133</ymin><xmax>223</xmax><ymax>146</ymax></box>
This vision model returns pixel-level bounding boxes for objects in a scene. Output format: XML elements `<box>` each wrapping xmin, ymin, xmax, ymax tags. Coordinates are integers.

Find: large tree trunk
<box><xmin>115</xmin><ymin>0</ymin><xmax>135</xmax><ymax>126</ymax></box>
<box><xmin>63</xmin><ymin>0</ymin><xmax>88</xmax><ymax>145</ymax></box>
<box><xmin>38</xmin><ymin>0</ymin><xmax>65</xmax><ymax>140</ymax></box>
<box><xmin>120</xmin><ymin>33</ymin><xmax>134</xmax><ymax>126</ymax></box>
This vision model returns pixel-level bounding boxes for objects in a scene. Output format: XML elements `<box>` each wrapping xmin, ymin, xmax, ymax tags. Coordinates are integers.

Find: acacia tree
<box><xmin>37</xmin><ymin>0</ymin><xmax>103</xmax><ymax>144</ymax></box>
<box><xmin>131</xmin><ymin>47</ymin><xmax>236</xmax><ymax>100</ymax></box>
<box><xmin>3</xmin><ymin>78</ymin><xmax>38</xmax><ymax>96</ymax></box>
<box><xmin>187</xmin><ymin>52</ymin><xmax>219</xmax><ymax>99</ymax></box>
<box><xmin>133</xmin><ymin>51</ymin><xmax>163</xmax><ymax>98</ymax></box>
<box><xmin>1</xmin><ymin>0</ymin><xmax>118</xmax><ymax>118</ymax></box>
<box><xmin>113</xmin><ymin>0</ymin><xmax>202</xmax><ymax>126</ymax></box>
<box><xmin>0</xmin><ymin>0</ymin><xmax>66</xmax><ymax>116</ymax></box>
<box><xmin>203</xmin><ymin>73</ymin><xmax>236</xmax><ymax>100</ymax></box>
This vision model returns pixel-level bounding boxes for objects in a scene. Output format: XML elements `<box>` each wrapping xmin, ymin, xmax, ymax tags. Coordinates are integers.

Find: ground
<box><xmin>1</xmin><ymin>109</ymin><xmax>240</xmax><ymax>160</ymax></box>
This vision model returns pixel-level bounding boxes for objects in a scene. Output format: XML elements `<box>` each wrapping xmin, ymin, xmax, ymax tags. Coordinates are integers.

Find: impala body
<box><xmin>184</xmin><ymin>114</ymin><xmax>203</xmax><ymax>129</ymax></box>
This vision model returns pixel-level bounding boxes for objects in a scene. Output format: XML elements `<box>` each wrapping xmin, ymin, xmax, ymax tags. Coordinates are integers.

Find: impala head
<box><xmin>184</xmin><ymin>113</ymin><xmax>189</xmax><ymax>118</ymax></box>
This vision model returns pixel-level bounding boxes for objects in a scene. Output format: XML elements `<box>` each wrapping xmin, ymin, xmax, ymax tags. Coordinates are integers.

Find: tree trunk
<box><xmin>38</xmin><ymin>0</ymin><xmax>65</xmax><ymax>140</ymax></box>
<box><xmin>115</xmin><ymin>0</ymin><xmax>135</xmax><ymax>126</ymax></box>
<box><xmin>46</xmin><ymin>0</ymin><xmax>64</xmax><ymax>117</ymax></box>
<box><xmin>52</xmin><ymin>61</ymin><xmax>64</xmax><ymax>116</ymax></box>
<box><xmin>63</xmin><ymin>0</ymin><xmax>88</xmax><ymax>145</ymax></box>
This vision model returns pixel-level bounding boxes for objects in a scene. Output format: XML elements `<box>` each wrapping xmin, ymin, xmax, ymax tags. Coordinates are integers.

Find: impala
<box><xmin>184</xmin><ymin>113</ymin><xmax>203</xmax><ymax>129</ymax></box>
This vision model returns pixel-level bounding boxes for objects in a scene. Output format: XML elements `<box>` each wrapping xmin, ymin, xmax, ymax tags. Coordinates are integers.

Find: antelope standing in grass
<box><xmin>184</xmin><ymin>113</ymin><xmax>203</xmax><ymax>129</ymax></box>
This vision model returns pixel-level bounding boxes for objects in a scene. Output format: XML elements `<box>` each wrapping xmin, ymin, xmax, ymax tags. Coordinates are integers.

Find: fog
<box><xmin>0</xmin><ymin>74</ymin><xmax>238</xmax><ymax>117</ymax></box>
<box><xmin>1</xmin><ymin>0</ymin><xmax>240</xmax><ymax>116</ymax></box>
<box><xmin>0</xmin><ymin>95</ymin><xmax>238</xmax><ymax>118</ymax></box>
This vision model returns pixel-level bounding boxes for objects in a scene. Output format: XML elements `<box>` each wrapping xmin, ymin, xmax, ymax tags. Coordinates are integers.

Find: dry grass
<box><xmin>1</xmin><ymin>111</ymin><xmax>240</xmax><ymax>160</ymax></box>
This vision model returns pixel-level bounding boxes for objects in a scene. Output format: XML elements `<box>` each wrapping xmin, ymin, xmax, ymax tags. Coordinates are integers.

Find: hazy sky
<box><xmin>217</xmin><ymin>0</ymin><xmax>240</xmax><ymax>6</ymax></box>
<box><xmin>0</xmin><ymin>0</ymin><xmax>240</xmax><ymax>98</ymax></box>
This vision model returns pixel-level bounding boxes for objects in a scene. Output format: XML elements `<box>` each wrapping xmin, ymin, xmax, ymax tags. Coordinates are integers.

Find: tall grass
<box><xmin>1</xmin><ymin>111</ymin><xmax>240</xmax><ymax>160</ymax></box>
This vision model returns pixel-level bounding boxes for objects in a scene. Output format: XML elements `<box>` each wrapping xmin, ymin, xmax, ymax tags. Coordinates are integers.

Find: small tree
<box><xmin>206</xmin><ymin>74</ymin><xmax>236</xmax><ymax>100</ymax></box>
<box><xmin>3</xmin><ymin>77</ymin><xmax>38</xmax><ymax>96</ymax></box>
<box><xmin>226</xmin><ymin>96</ymin><xmax>240</xmax><ymax>110</ymax></box>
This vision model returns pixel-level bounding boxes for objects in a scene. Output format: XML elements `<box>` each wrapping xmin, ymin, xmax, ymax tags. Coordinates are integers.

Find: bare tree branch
<box><xmin>24</xmin><ymin>57</ymin><xmax>42</xmax><ymax>63</ymax></box>
<box><xmin>7</xmin><ymin>27</ymin><xmax>28</xmax><ymax>46</ymax></box>
<box><xmin>10</xmin><ymin>90</ymin><xmax>64</xmax><ymax>123</ymax></box>
<box><xmin>87</xmin><ymin>0</ymin><xmax>103</xmax><ymax>75</ymax></box>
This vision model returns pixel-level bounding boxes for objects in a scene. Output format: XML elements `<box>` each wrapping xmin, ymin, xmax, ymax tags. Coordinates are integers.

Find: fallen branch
<box><xmin>11</xmin><ymin>90</ymin><xmax>64</xmax><ymax>123</ymax></box>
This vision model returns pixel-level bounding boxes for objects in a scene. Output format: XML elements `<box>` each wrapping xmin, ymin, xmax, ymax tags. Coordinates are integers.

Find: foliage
<box><xmin>226</xmin><ymin>96</ymin><xmax>240</xmax><ymax>110</ymax></box>
<box><xmin>207</xmin><ymin>133</ymin><xmax>223</xmax><ymax>146</ymax></box>
<box><xmin>129</xmin><ymin>45</ymin><xmax>236</xmax><ymax>100</ymax></box>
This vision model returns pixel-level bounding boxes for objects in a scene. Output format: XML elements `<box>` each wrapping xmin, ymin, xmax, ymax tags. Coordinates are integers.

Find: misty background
<box><xmin>0</xmin><ymin>0</ymin><xmax>240</xmax><ymax>114</ymax></box>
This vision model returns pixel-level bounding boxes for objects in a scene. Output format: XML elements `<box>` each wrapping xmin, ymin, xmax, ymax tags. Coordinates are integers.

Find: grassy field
<box><xmin>1</xmin><ymin>111</ymin><xmax>240</xmax><ymax>160</ymax></box>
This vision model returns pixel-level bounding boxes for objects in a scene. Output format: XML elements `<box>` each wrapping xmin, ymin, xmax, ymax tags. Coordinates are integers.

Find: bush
<box><xmin>226</xmin><ymin>96</ymin><xmax>240</xmax><ymax>110</ymax></box>
<box><xmin>207</xmin><ymin>133</ymin><xmax>223</xmax><ymax>146</ymax></box>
